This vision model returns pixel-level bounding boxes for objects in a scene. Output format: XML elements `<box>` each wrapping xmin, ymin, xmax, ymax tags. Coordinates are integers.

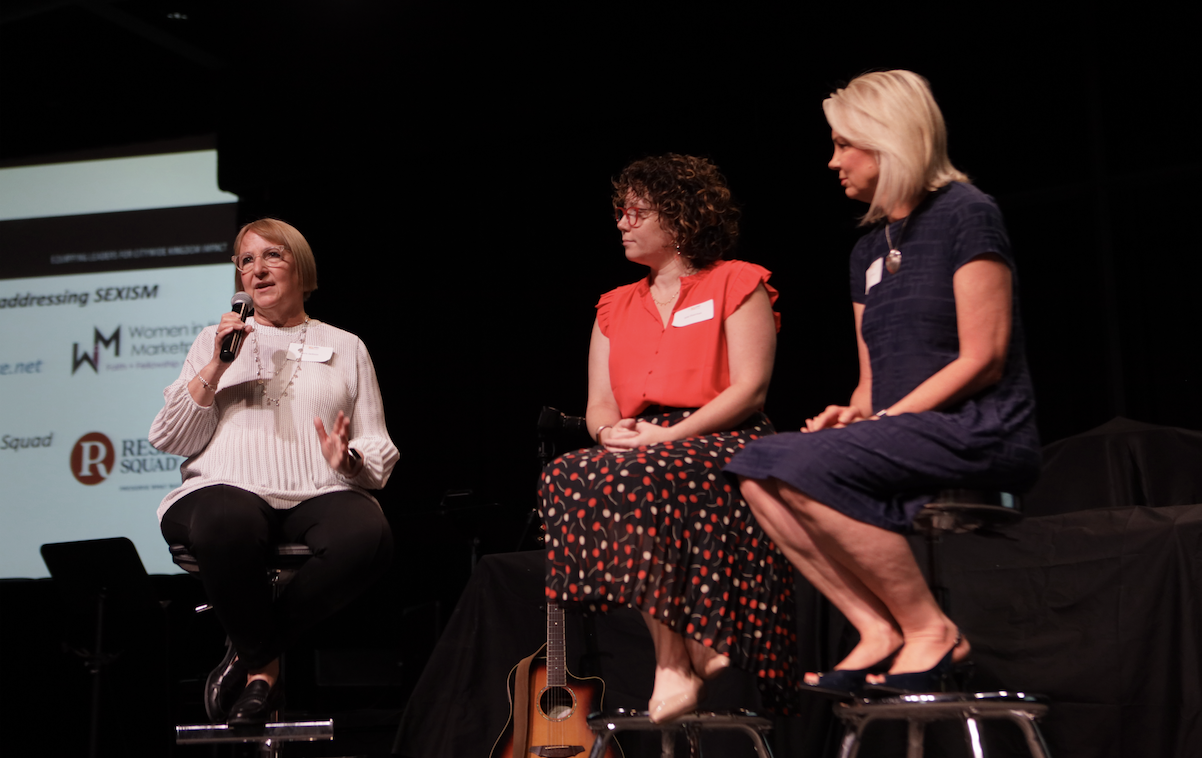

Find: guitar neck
<box><xmin>546</xmin><ymin>601</ymin><xmax>566</xmax><ymax>687</ymax></box>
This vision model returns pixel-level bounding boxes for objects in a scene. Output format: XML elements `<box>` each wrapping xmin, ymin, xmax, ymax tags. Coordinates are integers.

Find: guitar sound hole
<box><xmin>538</xmin><ymin>685</ymin><xmax>576</xmax><ymax>721</ymax></box>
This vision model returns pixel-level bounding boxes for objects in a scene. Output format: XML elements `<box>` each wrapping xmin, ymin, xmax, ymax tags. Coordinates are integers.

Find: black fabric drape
<box><xmin>906</xmin><ymin>503</ymin><xmax>1202</xmax><ymax>758</ymax></box>
<box><xmin>391</xmin><ymin>550</ymin><xmax>828</xmax><ymax>757</ymax></box>
<box><xmin>1024</xmin><ymin>417</ymin><xmax>1202</xmax><ymax>516</ymax></box>
<box><xmin>395</xmin><ymin>418</ymin><xmax>1202</xmax><ymax>757</ymax></box>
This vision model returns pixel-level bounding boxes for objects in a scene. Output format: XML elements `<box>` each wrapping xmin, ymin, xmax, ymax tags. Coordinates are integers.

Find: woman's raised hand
<box><xmin>804</xmin><ymin>404</ymin><xmax>865</xmax><ymax>432</ymax></box>
<box><xmin>188</xmin><ymin>311</ymin><xmax>254</xmax><ymax>405</ymax></box>
<box><xmin>314</xmin><ymin>411</ymin><xmax>361</xmax><ymax>476</ymax></box>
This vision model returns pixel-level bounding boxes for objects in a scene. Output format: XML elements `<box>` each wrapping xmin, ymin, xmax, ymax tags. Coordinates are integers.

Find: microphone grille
<box><xmin>231</xmin><ymin>292</ymin><xmax>253</xmax><ymax>307</ymax></box>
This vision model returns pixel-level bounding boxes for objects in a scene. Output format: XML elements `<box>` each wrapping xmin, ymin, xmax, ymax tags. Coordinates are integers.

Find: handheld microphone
<box><xmin>219</xmin><ymin>292</ymin><xmax>254</xmax><ymax>363</ymax></box>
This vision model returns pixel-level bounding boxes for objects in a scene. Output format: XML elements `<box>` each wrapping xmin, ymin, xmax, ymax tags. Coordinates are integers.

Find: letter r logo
<box><xmin>71</xmin><ymin>432</ymin><xmax>115</xmax><ymax>485</ymax></box>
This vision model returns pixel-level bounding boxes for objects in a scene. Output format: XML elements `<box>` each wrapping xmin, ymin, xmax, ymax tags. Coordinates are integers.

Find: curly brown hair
<box><xmin>612</xmin><ymin>154</ymin><xmax>740</xmax><ymax>268</ymax></box>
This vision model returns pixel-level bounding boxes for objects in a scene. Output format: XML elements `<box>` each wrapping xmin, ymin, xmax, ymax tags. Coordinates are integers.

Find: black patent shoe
<box><xmin>204</xmin><ymin>639</ymin><xmax>247</xmax><ymax>723</ymax></box>
<box><xmin>228</xmin><ymin>678</ymin><xmax>282</xmax><ymax>725</ymax></box>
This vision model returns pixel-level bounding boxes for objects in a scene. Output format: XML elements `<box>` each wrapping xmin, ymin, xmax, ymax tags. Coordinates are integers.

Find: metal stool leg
<box><xmin>259</xmin><ymin>737</ymin><xmax>279</xmax><ymax>758</ymax></box>
<box><xmin>730</xmin><ymin>724</ymin><xmax>773</xmax><ymax>758</ymax></box>
<box><xmin>1009</xmin><ymin>711</ymin><xmax>1052</xmax><ymax>758</ymax></box>
<box><xmin>588</xmin><ymin>732</ymin><xmax>615</xmax><ymax>758</ymax></box>
<box><xmin>906</xmin><ymin>718</ymin><xmax>925</xmax><ymax>758</ymax></box>
<box><xmin>837</xmin><ymin>721</ymin><xmax>864</xmax><ymax>758</ymax></box>
<box><xmin>660</xmin><ymin>727</ymin><xmax>674</xmax><ymax>758</ymax></box>
<box><xmin>962</xmin><ymin>715</ymin><xmax>985</xmax><ymax>758</ymax></box>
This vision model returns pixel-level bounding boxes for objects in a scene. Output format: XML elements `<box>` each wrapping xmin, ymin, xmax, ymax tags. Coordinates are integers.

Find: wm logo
<box><xmin>72</xmin><ymin>327</ymin><xmax>121</xmax><ymax>374</ymax></box>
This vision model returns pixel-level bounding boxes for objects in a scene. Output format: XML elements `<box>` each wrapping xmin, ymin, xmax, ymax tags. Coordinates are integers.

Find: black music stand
<box><xmin>40</xmin><ymin>537</ymin><xmax>169</xmax><ymax>758</ymax></box>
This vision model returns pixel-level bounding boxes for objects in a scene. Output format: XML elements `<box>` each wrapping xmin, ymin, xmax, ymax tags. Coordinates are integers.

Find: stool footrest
<box><xmin>175</xmin><ymin>719</ymin><xmax>334</xmax><ymax>745</ymax></box>
<box><xmin>587</xmin><ymin>709</ymin><xmax>774</xmax><ymax>758</ymax></box>
<box><xmin>588</xmin><ymin>708</ymin><xmax>772</xmax><ymax>730</ymax></box>
<box><xmin>835</xmin><ymin>693</ymin><xmax>1051</xmax><ymax>758</ymax></box>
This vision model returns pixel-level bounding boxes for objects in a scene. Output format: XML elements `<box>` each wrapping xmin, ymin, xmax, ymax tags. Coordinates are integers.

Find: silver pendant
<box><xmin>885</xmin><ymin>249</ymin><xmax>902</xmax><ymax>274</ymax></box>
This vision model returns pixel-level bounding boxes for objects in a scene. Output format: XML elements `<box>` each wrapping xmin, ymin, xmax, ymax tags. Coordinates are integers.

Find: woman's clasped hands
<box><xmin>599</xmin><ymin>417</ymin><xmax>672</xmax><ymax>451</ymax></box>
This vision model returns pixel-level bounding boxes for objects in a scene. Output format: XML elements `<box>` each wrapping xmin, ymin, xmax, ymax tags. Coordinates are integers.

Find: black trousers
<box><xmin>161</xmin><ymin>484</ymin><xmax>394</xmax><ymax>669</ymax></box>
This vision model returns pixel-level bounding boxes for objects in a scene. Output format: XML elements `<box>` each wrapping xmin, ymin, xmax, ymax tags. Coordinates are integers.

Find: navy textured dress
<box><xmin>725</xmin><ymin>183</ymin><xmax>1040</xmax><ymax>532</ymax></box>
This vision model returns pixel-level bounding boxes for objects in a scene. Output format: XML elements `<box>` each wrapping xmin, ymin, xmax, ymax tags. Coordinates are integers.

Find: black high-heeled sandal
<box><xmin>865</xmin><ymin>631</ymin><xmax>964</xmax><ymax>695</ymax></box>
<box><xmin>800</xmin><ymin>645</ymin><xmax>902</xmax><ymax>700</ymax></box>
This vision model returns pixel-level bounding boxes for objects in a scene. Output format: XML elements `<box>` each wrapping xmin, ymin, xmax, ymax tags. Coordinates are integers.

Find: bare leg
<box><xmin>641</xmin><ymin>612</ymin><xmax>703</xmax><ymax>722</ymax></box>
<box><xmin>685</xmin><ymin>637</ymin><xmax>730</xmax><ymax>680</ymax></box>
<box><xmin>741</xmin><ymin>477</ymin><xmax>903</xmax><ymax>672</ymax></box>
<box><xmin>766</xmin><ymin>481</ymin><xmax>969</xmax><ymax>675</ymax></box>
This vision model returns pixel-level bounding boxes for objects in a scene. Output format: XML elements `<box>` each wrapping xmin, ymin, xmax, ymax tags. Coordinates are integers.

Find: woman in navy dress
<box><xmin>725</xmin><ymin>70</ymin><xmax>1040</xmax><ymax>694</ymax></box>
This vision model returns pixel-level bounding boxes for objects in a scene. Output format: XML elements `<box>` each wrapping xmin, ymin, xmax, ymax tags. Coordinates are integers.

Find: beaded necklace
<box><xmin>253</xmin><ymin>317</ymin><xmax>310</xmax><ymax>406</ymax></box>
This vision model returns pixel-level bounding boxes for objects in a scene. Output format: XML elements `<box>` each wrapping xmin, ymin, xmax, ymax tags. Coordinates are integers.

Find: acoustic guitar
<box><xmin>490</xmin><ymin>602</ymin><xmax>621</xmax><ymax>758</ymax></box>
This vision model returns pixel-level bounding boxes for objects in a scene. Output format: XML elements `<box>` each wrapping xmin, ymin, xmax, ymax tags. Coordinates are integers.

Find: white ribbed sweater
<box><xmin>149</xmin><ymin>319</ymin><xmax>399</xmax><ymax>521</ymax></box>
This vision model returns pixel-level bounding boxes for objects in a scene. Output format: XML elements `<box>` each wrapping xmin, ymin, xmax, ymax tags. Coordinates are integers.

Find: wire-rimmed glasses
<box><xmin>232</xmin><ymin>247</ymin><xmax>289</xmax><ymax>272</ymax></box>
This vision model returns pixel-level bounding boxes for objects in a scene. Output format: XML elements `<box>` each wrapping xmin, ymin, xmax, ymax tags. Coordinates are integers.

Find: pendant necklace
<box><xmin>651</xmin><ymin>257</ymin><xmax>694</xmax><ymax>306</ymax></box>
<box><xmin>884</xmin><ymin>216</ymin><xmax>910</xmax><ymax>274</ymax></box>
<box><xmin>253</xmin><ymin>317</ymin><xmax>310</xmax><ymax>406</ymax></box>
<box><xmin>651</xmin><ymin>287</ymin><xmax>679</xmax><ymax>306</ymax></box>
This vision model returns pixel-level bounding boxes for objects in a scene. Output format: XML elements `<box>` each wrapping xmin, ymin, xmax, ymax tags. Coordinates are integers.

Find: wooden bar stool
<box><xmin>587</xmin><ymin>708</ymin><xmax>774</xmax><ymax>758</ymax></box>
<box><xmin>169</xmin><ymin>544</ymin><xmax>334</xmax><ymax>757</ymax></box>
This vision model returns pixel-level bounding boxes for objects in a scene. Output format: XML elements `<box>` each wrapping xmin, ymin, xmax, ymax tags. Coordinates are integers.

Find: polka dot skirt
<box><xmin>539</xmin><ymin>410</ymin><xmax>799</xmax><ymax>712</ymax></box>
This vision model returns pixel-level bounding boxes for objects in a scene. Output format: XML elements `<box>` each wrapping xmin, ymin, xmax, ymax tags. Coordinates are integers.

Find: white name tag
<box><xmin>287</xmin><ymin>343</ymin><xmax>334</xmax><ymax>362</ymax></box>
<box><xmin>672</xmin><ymin>299</ymin><xmax>714</xmax><ymax>327</ymax></box>
<box><xmin>865</xmin><ymin>257</ymin><xmax>883</xmax><ymax>294</ymax></box>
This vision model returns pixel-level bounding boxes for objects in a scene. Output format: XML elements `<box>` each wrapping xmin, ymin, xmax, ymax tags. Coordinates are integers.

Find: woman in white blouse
<box><xmin>151</xmin><ymin>218</ymin><xmax>398</xmax><ymax>724</ymax></box>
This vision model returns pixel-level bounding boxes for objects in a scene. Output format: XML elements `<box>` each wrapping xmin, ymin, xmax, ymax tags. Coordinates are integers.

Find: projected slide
<box><xmin>0</xmin><ymin>150</ymin><xmax>238</xmax><ymax>577</ymax></box>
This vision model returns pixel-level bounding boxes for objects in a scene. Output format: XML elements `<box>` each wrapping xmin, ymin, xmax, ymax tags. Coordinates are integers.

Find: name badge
<box><xmin>865</xmin><ymin>257</ymin><xmax>883</xmax><ymax>294</ymax></box>
<box><xmin>287</xmin><ymin>343</ymin><xmax>334</xmax><ymax>362</ymax></box>
<box><xmin>672</xmin><ymin>299</ymin><xmax>714</xmax><ymax>327</ymax></box>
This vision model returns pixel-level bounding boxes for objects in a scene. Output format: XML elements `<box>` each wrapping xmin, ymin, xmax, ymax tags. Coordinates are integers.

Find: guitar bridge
<box><xmin>529</xmin><ymin>746</ymin><xmax>585</xmax><ymax>758</ymax></box>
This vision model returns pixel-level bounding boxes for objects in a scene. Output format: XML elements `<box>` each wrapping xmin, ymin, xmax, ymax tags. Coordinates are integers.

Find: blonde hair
<box><xmin>823</xmin><ymin>70</ymin><xmax>968</xmax><ymax>225</ymax></box>
<box><xmin>232</xmin><ymin>218</ymin><xmax>318</xmax><ymax>301</ymax></box>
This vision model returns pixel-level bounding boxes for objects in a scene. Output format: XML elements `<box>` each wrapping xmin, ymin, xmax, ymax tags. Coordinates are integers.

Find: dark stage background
<box><xmin>2</xmin><ymin>2</ymin><xmax>1198</xmax><ymax>756</ymax></box>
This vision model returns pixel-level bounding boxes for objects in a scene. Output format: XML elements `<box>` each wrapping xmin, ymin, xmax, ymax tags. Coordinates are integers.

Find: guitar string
<box><xmin>548</xmin><ymin>601</ymin><xmax>557</xmax><ymax>748</ymax></box>
<box><xmin>552</xmin><ymin>602</ymin><xmax>562</xmax><ymax>747</ymax></box>
<box><xmin>551</xmin><ymin>602</ymin><xmax>567</xmax><ymax>748</ymax></box>
<box><xmin>552</xmin><ymin>602</ymin><xmax>561</xmax><ymax>748</ymax></box>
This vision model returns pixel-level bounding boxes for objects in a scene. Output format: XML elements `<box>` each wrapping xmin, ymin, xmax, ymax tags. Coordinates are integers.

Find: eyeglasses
<box><xmin>232</xmin><ymin>247</ymin><xmax>289</xmax><ymax>272</ymax></box>
<box><xmin>614</xmin><ymin>206</ymin><xmax>656</xmax><ymax>227</ymax></box>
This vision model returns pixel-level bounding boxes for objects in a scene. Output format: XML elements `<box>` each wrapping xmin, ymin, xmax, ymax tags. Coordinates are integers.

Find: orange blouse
<box><xmin>598</xmin><ymin>259</ymin><xmax>780</xmax><ymax>419</ymax></box>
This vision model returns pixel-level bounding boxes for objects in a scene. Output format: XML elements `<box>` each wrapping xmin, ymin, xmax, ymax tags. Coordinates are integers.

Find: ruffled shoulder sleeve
<box><xmin>595</xmin><ymin>280</ymin><xmax>643</xmax><ymax>337</ymax></box>
<box><xmin>720</xmin><ymin>260</ymin><xmax>781</xmax><ymax>332</ymax></box>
